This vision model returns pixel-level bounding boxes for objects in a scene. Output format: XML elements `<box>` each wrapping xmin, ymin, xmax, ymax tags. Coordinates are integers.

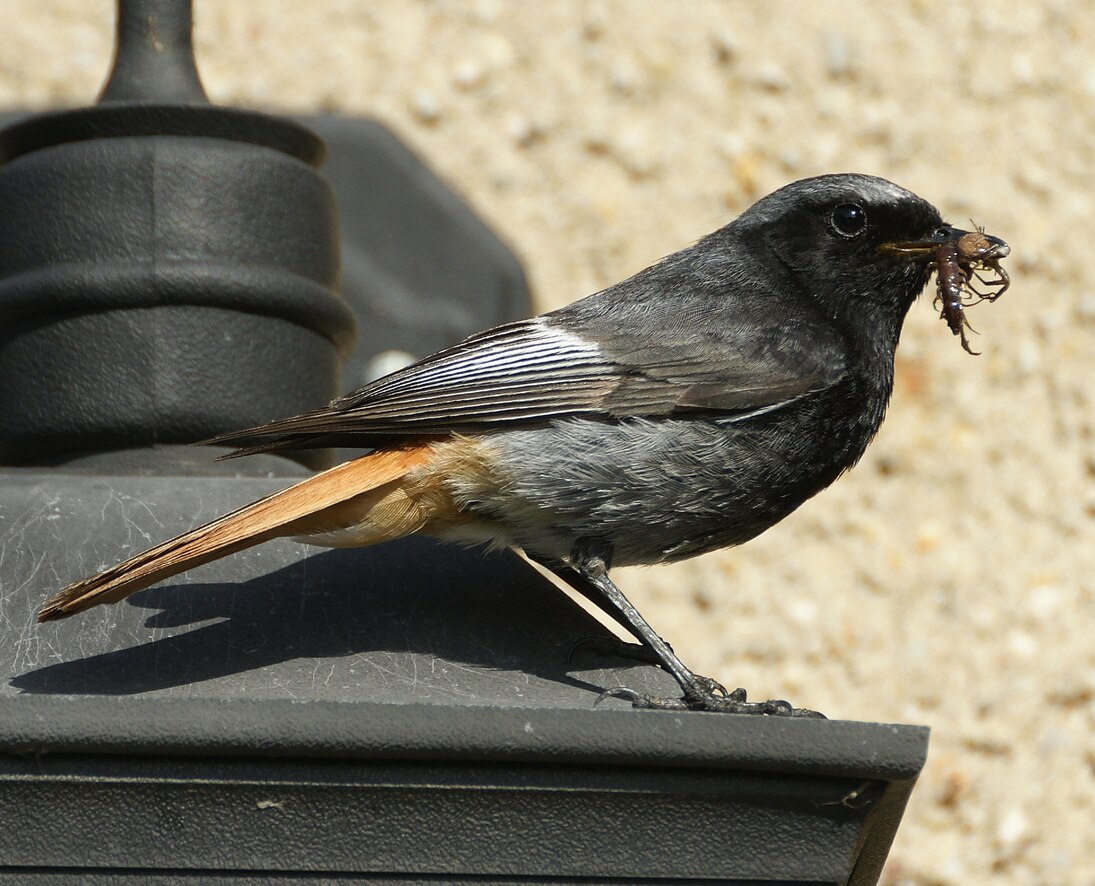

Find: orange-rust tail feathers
<box><xmin>37</xmin><ymin>445</ymin><xmax>445</xmax><ymax>622</ymax></box>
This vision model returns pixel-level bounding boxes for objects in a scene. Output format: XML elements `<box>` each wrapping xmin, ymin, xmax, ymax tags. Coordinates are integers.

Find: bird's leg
<box><xmin>527</xmin><ymin>551</ymin><xmax>648</xmax><ymax>652</ymax></box>
<box><xmin>530</xmin><ymin>558</ymin><xmax>669</xmax><ymax>669</ymax></box>
<box><xmin>569</xmin><ymin>540</ymin><xmax>730</xmax><ymax>705</ymax></box>
<box><xmin>528</xmin><ymin>549</ymin><xmax>722</xmax><ymax>690</ymax></box>
<box><xmin>544</xmin><ymin>538</ymin><xmax>823</xmax><ymax>716</ymax></box>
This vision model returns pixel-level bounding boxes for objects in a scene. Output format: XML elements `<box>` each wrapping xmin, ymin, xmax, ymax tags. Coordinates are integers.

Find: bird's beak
<box><xmin>879</xmin><ymin>225</ymin><xmax>1011</xmax><ymax>261</ymax></box>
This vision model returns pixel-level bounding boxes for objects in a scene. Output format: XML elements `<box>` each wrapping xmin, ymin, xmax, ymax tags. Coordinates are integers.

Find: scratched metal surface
<box><xmin>0</xmin><ymin>470</ymin><xmax>672</xmax><ymax>707</ymax></box>
<box><xmin>0</xmin><ymin>469</ymin><xmax>929</xmax><ymax>886</ymax></box>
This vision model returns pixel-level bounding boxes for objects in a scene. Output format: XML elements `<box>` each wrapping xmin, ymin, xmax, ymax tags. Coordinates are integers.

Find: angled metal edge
<box><xmin>0</xmin><ymin>695</ymin><xmax>929</xmax><ymax>780</ymax></box>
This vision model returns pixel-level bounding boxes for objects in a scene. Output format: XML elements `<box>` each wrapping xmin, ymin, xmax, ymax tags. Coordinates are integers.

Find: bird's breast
<box><xmin>429</xmin><ymin>396</ymin><xmax>885</xmax><ymax>566</ymax></box>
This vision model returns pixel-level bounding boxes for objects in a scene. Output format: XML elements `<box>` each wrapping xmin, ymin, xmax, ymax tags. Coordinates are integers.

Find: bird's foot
<box><xmin>598</xmin><ymin>683</ymin><xmax>826</xmax><ymax>718</ymax></box>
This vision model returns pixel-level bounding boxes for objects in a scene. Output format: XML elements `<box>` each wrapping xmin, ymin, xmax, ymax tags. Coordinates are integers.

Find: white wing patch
<box><xmin>335</xmin><ymin>317</ymin><xmax>613</xmax><ymax>417</ymax></box>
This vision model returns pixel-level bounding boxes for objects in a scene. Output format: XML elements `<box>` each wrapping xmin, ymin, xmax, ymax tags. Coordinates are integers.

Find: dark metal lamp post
<box><xmin>0</xmin><ymin>3</ymin><xmax>927</xmax><ymax>882</ymax></box>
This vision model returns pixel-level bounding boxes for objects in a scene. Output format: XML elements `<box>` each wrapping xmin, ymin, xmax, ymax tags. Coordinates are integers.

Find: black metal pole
<box><xmin>98</xmin><ymin>0</ymin><xmax>209</xmax><ymax>105</ymax></box>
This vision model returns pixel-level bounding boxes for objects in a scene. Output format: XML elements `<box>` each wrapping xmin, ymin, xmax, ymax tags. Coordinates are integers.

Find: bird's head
<box><xmin>732</xmin><ymin>173</ymin><xmax>1009</xmax><ymax>352</ymax></box>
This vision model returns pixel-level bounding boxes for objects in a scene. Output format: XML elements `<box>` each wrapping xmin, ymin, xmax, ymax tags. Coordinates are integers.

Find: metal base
<box><xmin>1</xmin><ymin>470</ymin><xmax>928</xmax><ymax>883</ymax></box>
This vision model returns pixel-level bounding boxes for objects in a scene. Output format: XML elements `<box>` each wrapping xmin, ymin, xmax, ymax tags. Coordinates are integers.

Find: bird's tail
<box><xmin>37</xmin><ymin>444</ymin><xmax>439</xmax><ymax>622</ymax></box>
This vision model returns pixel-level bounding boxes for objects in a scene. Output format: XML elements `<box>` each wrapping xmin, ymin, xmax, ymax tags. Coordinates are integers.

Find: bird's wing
<box><xmin>206</xmin><ymin>250</ymin><xmax>845</xmax><ymax>449</ymax></box>
<box><xmin>208</xmin><ymin>280</ymin><xmax>848</xmax><ymax>449</ymax></box>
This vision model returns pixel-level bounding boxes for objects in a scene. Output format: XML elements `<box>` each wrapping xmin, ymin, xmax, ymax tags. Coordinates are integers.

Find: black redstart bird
<box><xmin>37</xmin><ymin>173</ymin><xmax>1010</xmax><ymax>715</ymax></box>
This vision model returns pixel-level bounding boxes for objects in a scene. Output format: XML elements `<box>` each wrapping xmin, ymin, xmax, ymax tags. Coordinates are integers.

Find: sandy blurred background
<box><xmin>1</xmin><ymin>1</ymin><xmax>1092</xmax><ymax>882</ymax></box>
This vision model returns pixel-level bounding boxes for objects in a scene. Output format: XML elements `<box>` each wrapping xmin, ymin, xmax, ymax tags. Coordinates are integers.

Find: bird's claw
<box><xmin>597</xmin><ymin>683</ymin><xmax>826</xmax><ymax>718</ymax></box>
<box><xmin>595</xmin><ymin>686</ymin><xmax>684</xmax><ymax>709</ymax></box>
<box><xmin>695</xmin><ymin>675</ymin><xmax>736</xmax><ymax>698</ymax></box>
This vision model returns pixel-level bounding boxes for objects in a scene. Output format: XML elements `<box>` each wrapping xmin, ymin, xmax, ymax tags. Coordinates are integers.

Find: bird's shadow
<box><xmin>11</xmin><ymin>540</ymin><xmax>638</xmax><ymax>700</ymax></box>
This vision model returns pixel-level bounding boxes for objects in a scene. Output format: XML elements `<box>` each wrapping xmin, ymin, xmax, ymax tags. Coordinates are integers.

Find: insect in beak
<box><xmin>881</xmin><ymin>225</ymin><xmax>1011</xmax><ymax>355</ymax></box>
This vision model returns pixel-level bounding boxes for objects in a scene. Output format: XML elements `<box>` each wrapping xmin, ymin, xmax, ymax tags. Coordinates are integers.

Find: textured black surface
<box><xmin>0</xmin><ymin>472</ymin><xmax>664</xmax><ymax>707</ymax></box>
<box><xmin>0</xmin><ymin>693</ymin><xmax>928</xmax><ymax>776</ymax></box>
<box><xmin>0</xmin><ymin>111</ymin><xmax>531</xmax><ymax>470</ymax></box>
<box><xmin>0</xmin><ymin>118</ymin><xmax>348</xmax><ymax>466</ymax></box>
<box><xmin>0</xmin><ymin>749</ymin><xmax>908</xmax><ymax>882</ymax></box>
<box><xmin>0</xmin><ymin>470</ymin><xmax>928</xmax><ymax>883</ymax></box>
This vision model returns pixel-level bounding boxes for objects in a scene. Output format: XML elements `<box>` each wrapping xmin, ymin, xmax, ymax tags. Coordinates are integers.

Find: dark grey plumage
<box><xmin>211</xmin><ymin>173</ymin><xmax>943</xmax><ymax>569</ymax></box>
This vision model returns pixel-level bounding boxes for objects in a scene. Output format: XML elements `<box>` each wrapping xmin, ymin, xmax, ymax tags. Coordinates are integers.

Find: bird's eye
<box><xmin>830</xmin><ymin>203</ymin><xmax>867</xmax><ymax>238</ymax></box>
